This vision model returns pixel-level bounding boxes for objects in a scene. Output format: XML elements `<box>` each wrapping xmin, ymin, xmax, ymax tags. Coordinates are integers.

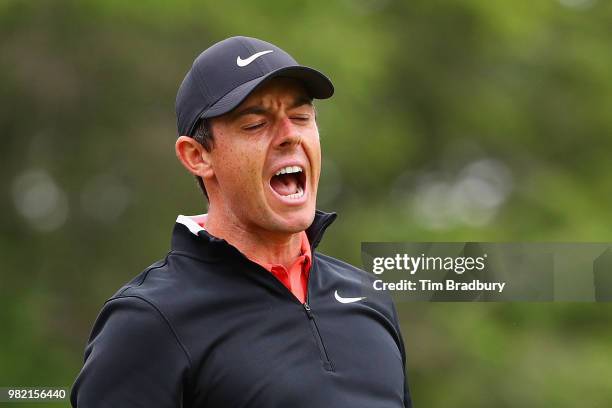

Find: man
<box><xmin>71</xmin><ymin>36</ymin><xmax>412</xmax><ymax>407</ymax></box>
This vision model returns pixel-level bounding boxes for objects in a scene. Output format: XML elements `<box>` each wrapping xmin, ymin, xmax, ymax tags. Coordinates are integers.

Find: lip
<box><xmin>267</xmin><ymin>160</ymin><xmax>309</xmax><ymax>206</ymax></box>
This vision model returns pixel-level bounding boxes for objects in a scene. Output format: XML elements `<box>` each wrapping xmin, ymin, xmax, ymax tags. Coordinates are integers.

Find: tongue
<box><xmin>271</xmin><ymin>174</ymin><xmax>299</xmax><ymax>196</ymax></box>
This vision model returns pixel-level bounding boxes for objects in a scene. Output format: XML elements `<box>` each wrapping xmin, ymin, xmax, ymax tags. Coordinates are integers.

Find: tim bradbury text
<box><xmin>373</xmin><ymin>279</ymin><xmax>507</xmax><ymax>293</ymax></box>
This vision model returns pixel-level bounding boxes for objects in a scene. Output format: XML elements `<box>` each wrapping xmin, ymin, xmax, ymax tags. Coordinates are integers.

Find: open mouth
<box><xmin>269</xmin><ymin>165</ymin><xmax>307</xmax><ymax>200</ymax></box>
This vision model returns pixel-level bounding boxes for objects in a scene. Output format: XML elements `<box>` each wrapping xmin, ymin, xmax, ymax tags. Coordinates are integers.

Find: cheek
<box><xmin>213</xmin><ymin>138</ymin><xmax>265</xmax><ymax>190</ymax></box>
<box><xmin>309</xmin><ymin>138</ymin><xmax>322</xmax><ymax>178</ymax></box>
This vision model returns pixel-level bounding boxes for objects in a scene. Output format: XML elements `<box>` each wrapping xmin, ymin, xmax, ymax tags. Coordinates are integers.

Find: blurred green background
<box><xmin>2</xmin><ymin>0</ymin><xmax>612</xmax><ymax>406</ymax></box>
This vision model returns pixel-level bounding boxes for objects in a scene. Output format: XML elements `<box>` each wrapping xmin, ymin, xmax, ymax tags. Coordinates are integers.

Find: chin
<box><xmin>274</xmin><ymin>207</ymin><xmax>315</xmax><ymax>233</ymax></box>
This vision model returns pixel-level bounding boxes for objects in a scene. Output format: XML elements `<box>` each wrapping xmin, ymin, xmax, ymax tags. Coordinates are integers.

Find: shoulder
<box><xmin>315</xmin><ymin>251</ymin><xmax>383</xmax><ymax>288</ymax></box>
<box><xmin>99</xmin><ymin>253</ymin><xmax>193</xmax><ymax>333</ymax></box>
<box><xmin>109</xmin><ymin>251</ymin><xmax>204</xmax><ymax>306</ymax></box>
<box><xmin>110</xmin><ymin>256</ymin><xmax>171</xmax><ymax>297</ymax></box>
<box><xmin>315</xmin><ymin>252</ymin><xmax>368</xmax><ymax>276</ymax></box>
<box><xmin>72</xmin><ymin>291</ymin><xmax>191</xmax><ymax>407</ymax></box>
<box><xmin>88</xmin><ymin>254</ymin><xmax>196</xmax><ymax>364</ymax></box>
<box><xmin>104</xmin><ymin>251</ymin><xmax>228</xmax><ymax>326</ymax></box>
<box><xmin>99</xmin><ymin>254</ymin><xmax>186</xmax><ymax>345</ymax></box>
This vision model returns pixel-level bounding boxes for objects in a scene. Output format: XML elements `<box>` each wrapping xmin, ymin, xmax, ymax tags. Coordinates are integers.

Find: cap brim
<box><xmin>200</xmin><ymin>66</ymin><xmax>334</xmax><ymax>120</ymax></box>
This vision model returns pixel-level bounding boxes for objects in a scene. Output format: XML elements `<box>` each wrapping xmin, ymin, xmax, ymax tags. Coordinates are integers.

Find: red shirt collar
<box><xmin>178</xmin><ymin>214</ymin><xmax>312</xmax><ymax>303</ymax></box>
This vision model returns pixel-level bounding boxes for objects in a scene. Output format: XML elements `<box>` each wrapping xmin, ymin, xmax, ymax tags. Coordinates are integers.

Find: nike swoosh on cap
<box><xmin>236</xmin><ymin>50</ymin><xmax>274</xmax><ymax>67</ymax></box>
<box><xmin>334</xmin><ymin>290</ymin><xmax>366</xmax><ymax>304</ymax></box>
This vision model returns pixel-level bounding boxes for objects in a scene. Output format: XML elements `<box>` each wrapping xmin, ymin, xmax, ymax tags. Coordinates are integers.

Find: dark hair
<box><xmin>190</xmin><ymin>119</ymin><xmax>215</xmax><ymax>200</ymax></box>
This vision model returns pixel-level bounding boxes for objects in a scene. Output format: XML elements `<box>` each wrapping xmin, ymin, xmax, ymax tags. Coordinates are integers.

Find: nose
<box><xmin>274</xmin><ymin>116</ymin><xmax>302</xmax><ymax>149</ymax></box>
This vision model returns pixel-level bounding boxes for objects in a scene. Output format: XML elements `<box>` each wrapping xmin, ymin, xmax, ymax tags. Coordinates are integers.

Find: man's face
<box><xmin>206</xmin><ymin>77</ymin><xmax>321</xmax><ymax>236</ymax></box>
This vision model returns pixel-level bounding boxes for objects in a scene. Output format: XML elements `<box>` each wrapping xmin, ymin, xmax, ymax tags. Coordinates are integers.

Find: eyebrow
<box><xmin>233</xmin><ymin>95</ymin><xmax>313</xmax><ymax>119</ymax></box>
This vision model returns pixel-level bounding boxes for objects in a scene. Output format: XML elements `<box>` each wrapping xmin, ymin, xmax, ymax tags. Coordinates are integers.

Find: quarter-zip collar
<box><xmin>171</xmin><ymin>210</ymin><xmax>337</xmax><ymax>260</ymax></box>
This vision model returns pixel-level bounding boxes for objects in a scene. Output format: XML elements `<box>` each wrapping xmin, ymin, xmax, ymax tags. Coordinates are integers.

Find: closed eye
<box><xmin>291</xmin><ymin>115</ymin><xmax>310</xmax><ymax>122</ymax></box>
<box><xmin>243</xmin><ymin>122</ymin><xmax>266</xmax><ymax>131</ymax></box>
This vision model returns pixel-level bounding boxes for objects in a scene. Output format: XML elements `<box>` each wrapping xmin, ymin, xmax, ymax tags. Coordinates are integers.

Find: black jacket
<box><xmin>71</xmin><ymin>211</ymin><xmax>412</xmax><ymax>407</ymax></box>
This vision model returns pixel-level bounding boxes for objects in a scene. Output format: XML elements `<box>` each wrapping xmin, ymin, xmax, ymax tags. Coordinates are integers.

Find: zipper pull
<box><xmin>303</xmin><ymin>303</ymin><xmax>314</xmax><ymax>319</ymax></box>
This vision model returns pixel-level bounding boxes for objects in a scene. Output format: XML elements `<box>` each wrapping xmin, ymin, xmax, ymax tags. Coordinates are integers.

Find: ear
<box><xmin>175</xmin><ymin>136</ymin><xmax>214</xmax><ymax>179</ymax></box>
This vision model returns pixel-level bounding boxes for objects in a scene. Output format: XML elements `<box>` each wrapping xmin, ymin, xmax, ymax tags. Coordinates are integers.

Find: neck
<box><xmin>204</xmin><ymin>205</ymin><xmax>303</xmax><ymax>270</ymax></box>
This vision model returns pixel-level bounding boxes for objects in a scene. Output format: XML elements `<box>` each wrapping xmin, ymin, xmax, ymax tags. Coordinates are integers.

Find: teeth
<box><xmin>284</xmin><ymin>186</ymin><xmax>304</xmax><ymax>199</ymax></box>
<box><xmin>275</xmin><ymin>165</ymin><xmax>303</xmax><ymax>176</ymax></box>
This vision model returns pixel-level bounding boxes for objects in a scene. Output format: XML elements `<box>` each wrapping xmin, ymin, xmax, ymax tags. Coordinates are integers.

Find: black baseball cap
<box><xmin>176</xmin><ymin>36</ymin><xmax>334</xmax><ymax>136</ymax></box>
